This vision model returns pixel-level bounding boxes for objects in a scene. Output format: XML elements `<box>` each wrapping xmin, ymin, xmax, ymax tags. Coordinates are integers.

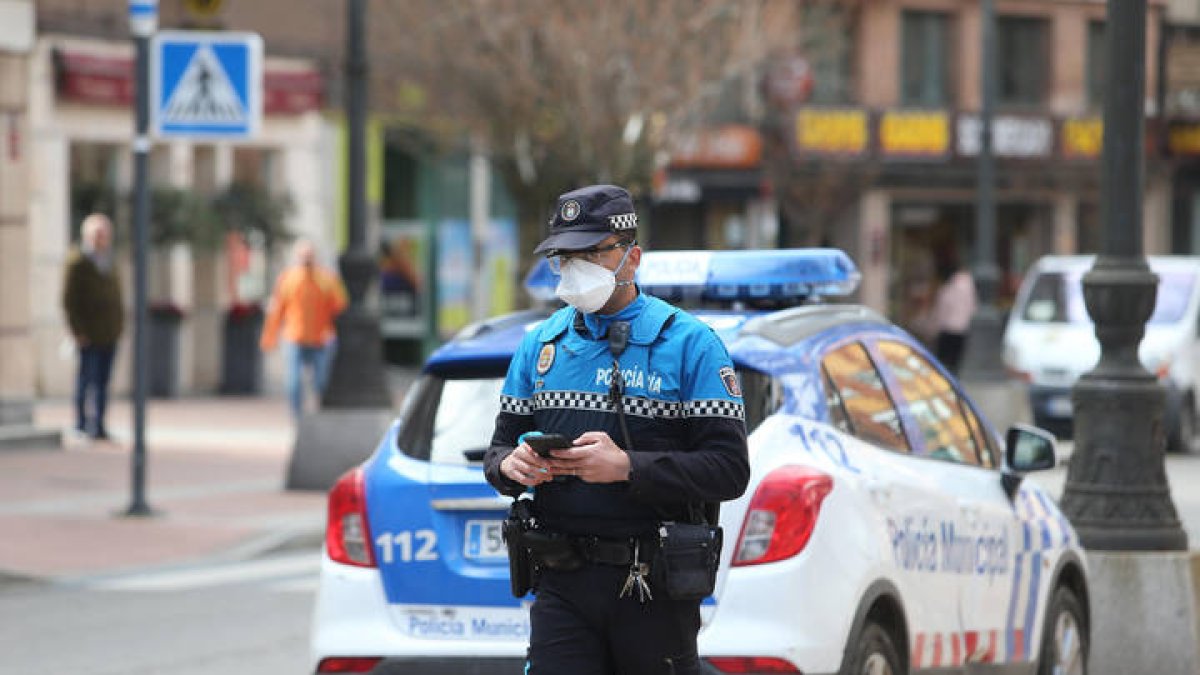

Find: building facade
<box><xmin>0</xmin><ymin>0</ymin><xmax>37</xmax><ymax>429</ymax></box>
<box><xmin>12</xmin><ymin>0</ymin><xmax>333</xmax><ymax>398</ymax></box>
<box><xmin>654</xmin><ymin>0</ymin><xmax>1176</xmax><ymax>343</ymax></box>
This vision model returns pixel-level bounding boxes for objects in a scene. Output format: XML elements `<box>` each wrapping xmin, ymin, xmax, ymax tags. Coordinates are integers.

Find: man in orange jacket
<box><xmin>260</xmin><ymin>239</ymin><xmax>349</xmax><ymax>417</ymax></box>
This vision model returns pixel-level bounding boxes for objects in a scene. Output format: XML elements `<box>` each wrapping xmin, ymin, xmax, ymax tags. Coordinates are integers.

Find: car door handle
<box><xmin>865</xmin><ymin>480</ymin><xmax>892</xmax><ymax>505</ymax></box>
<box><xmin>960</xmin><ymin>504</ymin><xmax>983</xmax><ymax>524</ymax></box>
<box><xmin>430</xmin><ymin>497</ymin><xmax>511</xmax><ymax>512</ymax></box>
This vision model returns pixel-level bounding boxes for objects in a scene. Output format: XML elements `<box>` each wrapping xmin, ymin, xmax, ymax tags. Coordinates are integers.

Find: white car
<box><xmin>1003</xmin><ymin>254</ymin><xmax>1200</xmax><ymax>452</ymax></box>
<box><xmin>311</xmin><ymin>249</ymin><xmax>1089</xmax><ymax>675</ymax></box>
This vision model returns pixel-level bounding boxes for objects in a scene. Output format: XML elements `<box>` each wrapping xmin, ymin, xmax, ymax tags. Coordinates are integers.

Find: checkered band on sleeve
<box><xmin>533</xmin><ymin>390</ymin><xmax>683</xmax><ymax>419</ymax></box>
<box><xmin>500</xmin><ymin>395</ymin><xmax>533</xmax><ymax>416</ymax></box>
<box><xmin>608</xmin><ymin>213</ymin><xmax>638</xmax><ymax>230</ymax></box>
<box><xmin>683</xmin><ymin>399</ymin><xmax>746</xmax><ymax>420</ymax></box>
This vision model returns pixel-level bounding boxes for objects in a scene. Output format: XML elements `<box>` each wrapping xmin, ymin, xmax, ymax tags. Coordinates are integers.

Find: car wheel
<box><xmin>1168</xmin><ymin>397</ymin><xmax>1195</xmax><ymax>454</ymax></box>
<box><xmin>842</xmin><ymin>620</ymin><xmax>903</xmax><ymax>675</ymax></box>
<box><xmin>1038</xmin><ymin>587</ymin><xmax>1087</xmax><ymax>675</ymax></box>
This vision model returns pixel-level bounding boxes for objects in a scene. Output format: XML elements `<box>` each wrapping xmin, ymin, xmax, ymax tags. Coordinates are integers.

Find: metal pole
<box><xmin>975</xmin><ymin>0</ymin><xmax>999</xmax><ymax>312</ymax></box>
<box><xmin>470</xmin><ymin>134</ymin><xmax>491</xmax><ymax>322</ymax></box>
<box><xmin>347</xmin><ymin>0</ymin><xmax>367</xmax><ymax>257</ymax></box>
<box><xmin>126</xmin><ymin>0</ymin><xmax>156</xmax><ymax>517</ymax></box>
<box><xmin>321</xmin><ymin>0</ymin><xmax>391</xmax><ymax>408</ymax></box>
<box><xmin>1061</xmin><ymin>0</ymin><xmax>1185</xmax><ymax>551</ymax></box>
<box><xmin>959</xmin><ymin>0</ymin><xmax>1006</xmax><ymax>380</ymax></box>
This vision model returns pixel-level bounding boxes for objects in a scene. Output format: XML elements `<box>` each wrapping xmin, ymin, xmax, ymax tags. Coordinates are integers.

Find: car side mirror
<box><xmin>1001</xmin><ymin>424</ymin><xmax>1057</xmax><ymax>499</ymax></box>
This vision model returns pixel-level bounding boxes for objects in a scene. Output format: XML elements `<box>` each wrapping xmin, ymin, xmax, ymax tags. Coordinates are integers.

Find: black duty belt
<box><xmin>572</xmin><ymin>535</ymin><xmax>650</xmax><ymax>566</ymax></box>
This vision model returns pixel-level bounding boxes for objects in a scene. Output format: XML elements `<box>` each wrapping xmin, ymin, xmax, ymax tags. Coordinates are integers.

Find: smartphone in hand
<box><xmin>525</xmin><ymin>433</ymin><xmax>573</xmax><ymax>458</ymax></box>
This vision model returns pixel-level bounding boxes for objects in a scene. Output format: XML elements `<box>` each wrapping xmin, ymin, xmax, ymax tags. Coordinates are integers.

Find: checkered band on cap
<box><xmin>500</xmin><ymin>395</ymin><xmax>533</xmax><ymax>416</ymax></box>
<box><xmin>608</xmin><ymin>213</ymin><xmax>638</xmax><ymax>231</ymax></box>
<box><xmin>684</xmin><ymin>399</ymin><xmax>745</xmax><ymax>420</ymax></box>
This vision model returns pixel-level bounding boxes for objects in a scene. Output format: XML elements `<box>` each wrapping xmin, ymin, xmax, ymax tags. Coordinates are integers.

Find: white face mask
<box><xmin>555</xmin><ymin>248</ymin><xmax>632</xmax><ymax>314</ymax></box>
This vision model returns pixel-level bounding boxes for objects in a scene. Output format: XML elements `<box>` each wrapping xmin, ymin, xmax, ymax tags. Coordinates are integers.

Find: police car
<box><xmin>311</xmin><ymin>249</ymin><xmax>1089</xmax><ymax>675</ymax></box>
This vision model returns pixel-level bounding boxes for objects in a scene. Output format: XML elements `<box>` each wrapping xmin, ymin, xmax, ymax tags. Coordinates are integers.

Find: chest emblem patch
<box><xmin>719</xmin><ymin>366</ymin><xmax>742</xmax><ymax>397</ymax></box>
<box><xmin>537</xmin><ymin>344</ymin><xmax>556</xmax><ymax>374</ymax></box>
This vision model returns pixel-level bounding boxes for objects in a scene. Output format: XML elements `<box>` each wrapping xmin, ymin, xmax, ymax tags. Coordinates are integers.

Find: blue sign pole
<box><xmin>126</xmin><ymin>0</ymin><xmax>157</xmax><ymax>517</ymax></box>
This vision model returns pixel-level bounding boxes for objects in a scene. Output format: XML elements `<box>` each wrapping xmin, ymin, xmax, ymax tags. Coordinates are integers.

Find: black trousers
<box><xmin>528</xmin><ymin>564</ymin><xmax>703</xmax><ymax>675</ymax></box>
<box><xmin>75</xmin><ymin>344</ymin><xmax>116</xmax><ymax>435</ymax></box>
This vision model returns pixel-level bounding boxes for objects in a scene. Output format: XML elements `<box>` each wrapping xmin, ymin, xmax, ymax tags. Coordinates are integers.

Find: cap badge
<box><xmin>561</xmin><ymin>200</ymin><xmax>581</xmax><ymax>222</ymax></box>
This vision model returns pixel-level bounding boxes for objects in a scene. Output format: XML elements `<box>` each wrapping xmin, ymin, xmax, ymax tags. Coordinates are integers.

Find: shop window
<box><xmin>901</xmin><ymin>11</ymin><xmax>953</xmax><ymax>107</ymax></box>
<box><xmin>821</xmin><ymin>342</ymin><xmax>910</xmax><ymax>453</ymax></box>
<box><xmin>874</xmin><ymin>340</ymin><xmax>992</xmax><ymax>467</ymax></box>
<box><xmin>233</xmin><ymin>147</ymin><xmax>277</xmax><ymax>190</ymax></box>
<box><xmin>997</xmin><ymin>17</ymin><xmax>1049</xmax><ymax>107</ymax></box>
<box><xmin>69</xmin><ymin>143</ymin><xmax>124</xmax><ymax>244</ymax></box>
<box><xmin>1087</xmin><ymin>21</ymin><xmax>1107</xmax><ymax>110</ymax></box>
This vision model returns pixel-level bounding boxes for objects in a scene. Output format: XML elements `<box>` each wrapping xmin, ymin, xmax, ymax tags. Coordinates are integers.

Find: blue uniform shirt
<box><xmin>486</xmin><ymin>292</ymin><xmax>750</xmax><ymax>537</ymax></box>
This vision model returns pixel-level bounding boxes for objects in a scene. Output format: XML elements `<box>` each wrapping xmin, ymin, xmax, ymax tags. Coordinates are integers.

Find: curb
<box><xmin>0</xmin><ymin>522</ymin><xmax>326</xmax><ymax>587</ymax></box>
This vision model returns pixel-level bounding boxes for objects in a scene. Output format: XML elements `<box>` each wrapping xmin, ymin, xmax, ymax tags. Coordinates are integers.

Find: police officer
<box><xmin>484</xmin><ymin>184</ymin><xmax>750</xmax><ymax>675</ymax></box>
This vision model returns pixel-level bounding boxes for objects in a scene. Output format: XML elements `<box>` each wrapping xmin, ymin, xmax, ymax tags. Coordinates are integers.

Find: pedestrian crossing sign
<box><xmin>151</xmin><ymin>31</ymin><xmax>263</xmax><ymax>139</ymax></box>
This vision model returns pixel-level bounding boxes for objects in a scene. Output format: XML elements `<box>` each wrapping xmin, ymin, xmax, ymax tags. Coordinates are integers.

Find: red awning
<box><xmin>54</xmin><ymin>47</ymin><xmax>324</xmax><ymax>115</ymax></box>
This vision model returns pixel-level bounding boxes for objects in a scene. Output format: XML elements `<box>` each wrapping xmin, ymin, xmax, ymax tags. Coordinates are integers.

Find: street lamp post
<box><xmin>1061</xmin><ymin>0</ymin><xmax>1184</xmax><ymax>553</ymax></box>
<box><xmin>320</xmin><ymin>0</ymin><xmax>390</xmax><ymax>409</ymax></box>
<box><xmin>960</xmin><ymin>0</ymin><xmax>1006</xmax><ymax>381</ymax></box>
<box><xmin>1058</xmin><ymin>1</ymin><xmax>1197</xmax><ymax>671</ymax></box>
<box><xmin>285</xmin><ymin>0</ymin><xmax>393</xmax><ymax>491</ymax></box>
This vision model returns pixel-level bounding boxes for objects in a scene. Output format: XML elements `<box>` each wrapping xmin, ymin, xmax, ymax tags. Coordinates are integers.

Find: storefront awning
<box><xmin>54</xmin><ymin>47</ymin><xmax>323</xmax><ymax>115</ymax></box>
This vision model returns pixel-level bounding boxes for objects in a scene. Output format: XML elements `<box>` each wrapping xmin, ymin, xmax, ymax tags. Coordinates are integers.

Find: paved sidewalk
<box><xmin>0</xmin><ymin>396</ymin><xmax>329</xmax><ymax>582</ymax></box>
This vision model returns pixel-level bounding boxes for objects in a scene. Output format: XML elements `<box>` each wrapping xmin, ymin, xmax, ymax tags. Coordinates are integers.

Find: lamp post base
<box><xmin>1084</xmin><ymin>551</ymin><xmax>1199</xmax><ymax>675</ymax></box>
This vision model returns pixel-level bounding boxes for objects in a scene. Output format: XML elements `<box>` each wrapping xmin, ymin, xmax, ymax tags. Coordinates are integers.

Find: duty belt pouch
<box><xmin>502</xmin><ymin>499</ymin><xmax>536</xmax><ymax>598</ymax></box>
<box><xmin>653</xmin><ymin>521</ymin><xmax>723</xmax><ymax>600</ymax></box>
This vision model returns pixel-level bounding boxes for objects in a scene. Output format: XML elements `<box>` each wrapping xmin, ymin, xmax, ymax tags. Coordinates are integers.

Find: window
<box><xmin>875</xmin><ymin>340</ymin><xmax>989</xmax><ymax>466</ymax></box>
<box><xmin>997</xmin><ymin>17</ymin><xmax>1049</xmax><ymax>107</ymax></box>
<box><xmin>738</xmin><ymin>368</ymin><xmax>784</xmax><ymax>433</ymax></box>
<box><xmin>397</xmin><ymin>373</ymin><xmax>506</xmax><ymax>465</ymax></box>
<box><xmin>901</xmin><ymin>11</ymin><xmax>953</xmax><ymax>107</ymax></box>
<box><xmin>1018</xmin><ymin>270</ymin><xmax>1196</xmax><ymax>325</ymax></box>
<box><xmin>801</xmin><ymin>4</ymin><xmax>856</xmax><ymax>104</ymax></box>
<box><xmin>1087</xmin><ymin>21</ymin><xmax>1107</xmax><ymax>109</ymax></box>
<box><xmin>821</xmin><ymin>342</ymin><xmax>910</xmax><ymax>453</ymax></box>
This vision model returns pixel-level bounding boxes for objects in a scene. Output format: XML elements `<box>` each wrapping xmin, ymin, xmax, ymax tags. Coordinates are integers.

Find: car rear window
<box><xmin>395</xmin><ymin>374</ymin><xmax>505</xmax><ymax>465</ymax></box>
<box><xmin>1020</xmin><ymin>269</ymin><xmax>1195</xmax><ymax>324</ymax></box>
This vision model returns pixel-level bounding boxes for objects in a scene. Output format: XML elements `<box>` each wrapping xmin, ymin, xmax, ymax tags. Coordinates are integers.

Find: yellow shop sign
<box><xmin>795</xmin><ymin>108</ymin><xmax>869</xmax><ymax>155</ymax></box>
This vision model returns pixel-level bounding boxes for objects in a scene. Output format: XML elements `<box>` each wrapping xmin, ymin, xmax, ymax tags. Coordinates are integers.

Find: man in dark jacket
<box><xmin>63</xmin><ymin>214</ymin><xmax>124</xmax><ymax>440</ymax></box>
<box><xmin>484</xmin><ymin>185</ymin><xmax>750</xmax><ymax>675</ymax></box>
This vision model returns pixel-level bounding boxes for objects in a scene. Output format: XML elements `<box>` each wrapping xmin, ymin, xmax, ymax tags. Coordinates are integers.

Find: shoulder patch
<box><xmin>537</xmin><ymin>344</ymin><xmax>556</xmax><ymax>374</ymax></box>
<box><xmin>719</xmin><ymin>366</ymin><xmax>742</xmax><ymax>398</ymax></box>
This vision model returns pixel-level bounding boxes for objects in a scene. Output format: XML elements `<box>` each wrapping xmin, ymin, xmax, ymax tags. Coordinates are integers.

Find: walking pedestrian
<box><xmin>932</xmin><ymin>250</ymin><xmax>977</xmax><ymax>375</ymax></box>
<box><xmin>63</xmin><ymin>213</ymin><xmax>124</xmax><ymax>440</ymax></box>
<box><xmin>260</xmin><ymin>239</ymin><xmax>348</xmax><ymax>417</ymax></box>
<box><xmin>484</xmin><ymin>184</ymin><xmax>750</xmax><ymax>674</ymax></box>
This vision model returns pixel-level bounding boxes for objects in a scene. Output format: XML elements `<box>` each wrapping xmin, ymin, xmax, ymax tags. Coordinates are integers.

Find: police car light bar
<box><xmin>523</xmin><ymin>248</ymin><xmax>861</xmax><ymax>304</ymax></box>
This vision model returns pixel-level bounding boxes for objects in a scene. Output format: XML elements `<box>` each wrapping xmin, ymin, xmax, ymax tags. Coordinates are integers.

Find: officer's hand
<box><xmin>547</xmin><ymin>431</ymin><xmax>630</xmax><ymax>484</ymax></box>
<box><xmin>500</xmin><ymin>443</ymin><xmax>554</xmax><ymax>487</ymax></box>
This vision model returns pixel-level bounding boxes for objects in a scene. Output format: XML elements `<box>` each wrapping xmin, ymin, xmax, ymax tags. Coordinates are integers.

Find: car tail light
<box><xmin>316</xmin><ymin>657</ymin><xmax>383</xmax><ymax>673</ymax></box>
<box><xmin>733</xmin><ymin>465</ymin><xmax>832</xmax><ymax>566</ymax></box>
<box><xmin>706</xmin><ymin>656</ymin><xmax>802</xmax><ymax>673</ymax></box>
<box><xmin>326</xmin><ymin>468</ymin><xmax>376</xmax><ymax>568</ymax></box>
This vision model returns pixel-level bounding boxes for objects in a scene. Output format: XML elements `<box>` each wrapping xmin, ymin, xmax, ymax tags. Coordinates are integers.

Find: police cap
<box><xmin>533</xmin><ymin>184</ymin><xmax>639</xmax><ymax>255</ymax></box>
